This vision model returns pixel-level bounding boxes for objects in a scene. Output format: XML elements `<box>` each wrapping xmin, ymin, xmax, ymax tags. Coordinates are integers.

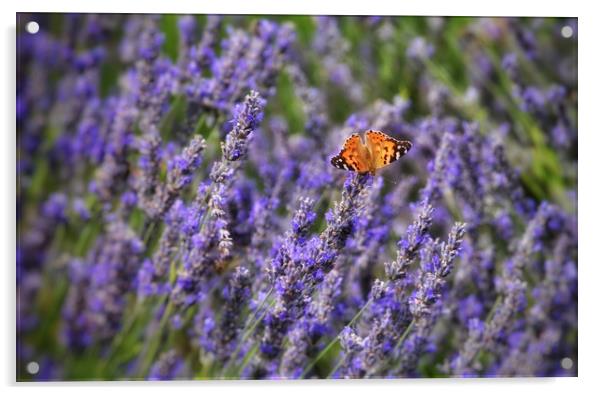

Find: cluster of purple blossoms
<box><xmin>17</xmin><ymin>14</ymin><xmax>576</xmax><ymax>381</ymax></box>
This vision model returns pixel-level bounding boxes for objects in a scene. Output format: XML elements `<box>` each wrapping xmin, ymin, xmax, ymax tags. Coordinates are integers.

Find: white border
<box><xmin>2</xmin><ymin>1</ymin><xmax>599</xmax><ymax>394</ymax></box>
<box><xmin>9</xmin><ymin>0</ymin><xmax>581</xmax><ymax>16</ymax></box>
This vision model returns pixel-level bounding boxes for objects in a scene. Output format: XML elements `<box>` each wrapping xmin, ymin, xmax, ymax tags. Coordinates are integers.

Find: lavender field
<box><xmin>16</xmin><ymin>14</ymin><xmax>577</xmax><ymax>380</ymax></box>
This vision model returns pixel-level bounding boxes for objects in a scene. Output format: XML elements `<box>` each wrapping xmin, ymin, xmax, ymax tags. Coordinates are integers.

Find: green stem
<box><xmin>468</xmin><ymin>295</ymin><xmax>503</xmax><ymax>369</ymax></box>
<box><xmin>96</xmin><ymin>300</ymin><xmax>143</xmax><ymax>377</ymax></box>
<box><xmin>219</xmin><ymin>288</ymin><xmax>274</xmax><ymax>377</ymax></box>
<box><xmin>326</xmin><ymin>355</ymin><xmax>345</xmax><ymax>378</ymax></box>
<box><xmin>233</xmin><ymin>343</ymin><xmax>259</xmax><ymax>378</ymax></box>
<box><xmin>327</xmin><ymin>319</ymin><xmax>416</xmax><ymax>379</ymax></box>
<box><xmin>137</xmin><ymin>299</ymin><xmax>173</xmax><ymax>377</ymax></box>
<box><xmin>484</xmin><ymin>295</ymin><xmax>502</xmax><ymax>322</ymax></box>
<box><xmin>394</xmin><ymin>319</ymin><xmax>415</xmax><ymax>350</ymax></box>
<box><xmin>301</xmin><ymin>299</ymin><xmax>372</xmax><ymax>378</ymax></box>
<box><xmin>142</xmin><ymin>220</ymin><xmax>157</xmax><ymax>245</ymax></box>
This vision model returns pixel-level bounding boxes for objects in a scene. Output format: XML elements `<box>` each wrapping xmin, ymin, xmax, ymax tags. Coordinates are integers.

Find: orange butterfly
<box><xmin>330</xmin><ymin>130</ymin><xmax>412</xmax><ymax>176</ymax></box>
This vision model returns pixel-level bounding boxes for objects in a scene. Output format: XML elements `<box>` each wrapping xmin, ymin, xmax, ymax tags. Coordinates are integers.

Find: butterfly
<box><xmin>330</xmin><ymin>130</ymin><xmax>412</xmax><ymax>176</ymax></box>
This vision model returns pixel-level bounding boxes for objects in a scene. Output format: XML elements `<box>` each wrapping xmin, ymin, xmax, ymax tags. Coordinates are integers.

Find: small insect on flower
<box><xmin>330</xmin><ymin>130</ymin><xmax>412</xmax><ymax>176</ymax></box>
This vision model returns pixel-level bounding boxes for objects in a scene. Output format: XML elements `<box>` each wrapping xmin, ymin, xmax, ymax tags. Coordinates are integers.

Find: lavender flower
<box><xmin>222</xmin><ymin>91</ymin><xmax>265</xmax><ymax>161</ymax></box>
<box><xmin>337</xmin><ymin>221</ymin><xmax>465</xmax><ymax>378</ymax></box>
<box><xmin>148</xmin><ymin>350</ymin><xmax>184</xmax><ymax>380</ymax></box>
<box><xmin>251</xmin><ymin>174</ymin><xmax>371</xmax><ymax>377</ymax></box>
<box><xmin>449</xmin><ymin>202</ymin><xmax>559</xmax><ymax>376</ymax></box>
<box><xmin>135</xmin><ymin>129</ymin><xmax>163</xmax><ymax>216</ymax></box>
<box><xmin>385</xmin><ymin>202</ymin><xmax>434</xmax><ymax>281</ymax></box>
<box><xmin>395</xmin><ymin>223</ymin><xmax>466</xmax><ymax>374</ymax></box>
<box><xmin>137</xmin><ymin>203</ymin><xmax>185</xmax><ymax>297</ymax></box>
<box><xmin>407</xmin><ymin>37</ymin><xmax>435</xmax><ymax>61</ymax></box>
<box><xmin>280</xmin><ymin>270</ymin><xmax>343</xmax><ymax>378</ymax></box>
<box><xmin>93</xmin><ymin>97</ymin><xmax>137</xmax><ymax>203</ymax></box>
<box><xmin>189</xmin><ymin>16</ymin><xmax>221</xmax><ymax>77</ymax></box>
<box><xmin>207</xmin><ymin>266</ymin><xmax>252</xmax><ymax>363</ymax></box>
<box><xmin>313</xmin><ymin>17</ymin><xmax>364</xmax><ymax>104</ymax></box>
<box><xmin>171</xmin><ymin>91</ymin><xmax>265</xmax><ymax>306</ymax></box>
<box><xmin>82</xmin><ymin>220</ymin><xmax>144</xmax><ymax>343</ymax></box>
<box><xmin>161</xmin><ymin>135</ymin><xmax>207</xmax><ymax>215</ymax></box>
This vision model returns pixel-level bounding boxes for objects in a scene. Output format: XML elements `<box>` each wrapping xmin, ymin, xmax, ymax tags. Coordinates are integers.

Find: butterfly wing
<box><xmin>330</xmin><ymin>133</ymin><xmax>371</xmax><ymax>173</ymax></box>
<box><xmin>365</xmin><ymin>130</ymin><xmax>412</xmax><ymax>170</ymax></box>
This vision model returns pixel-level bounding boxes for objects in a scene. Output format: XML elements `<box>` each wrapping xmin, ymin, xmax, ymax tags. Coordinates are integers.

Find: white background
<box><xmin>1</xmin><ymin>0</ymin><xmax>598</xmax><ymax>394</ymax></box>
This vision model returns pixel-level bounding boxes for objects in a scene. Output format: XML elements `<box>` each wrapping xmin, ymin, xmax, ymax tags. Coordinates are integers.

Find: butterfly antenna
<box><xmin>377</xmin><ymin>173</ymin><xmax>399</xmax><ymax>187</ymax></box>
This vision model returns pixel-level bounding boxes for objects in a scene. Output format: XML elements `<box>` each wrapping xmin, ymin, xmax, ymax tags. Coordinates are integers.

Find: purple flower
<box><xmin>206</xmin><ymin>266</ymin><xmax>252</xmax><ymax>362</ymax></box>
<box><xmin>406</xmin><ymin>37</ymin><xmax>435</xmax><ymax>61</ymax></box>
<box><xmin>77</xmin><ymin>220</ymin><xmax>144</xmax><ymax>344</ymax></box>
<box><xmin>148</xmin><ymin>350</ymin><xmax>184</xmax><ymax>380</ymax></box>
<box><xmin>41</xmin><ymin>193</ymin><xmax>68</xmax><ymax>223</ymax></box>
<box><xmin>160</xmin><ymin>135</ymin><xmax>207</xmax><ymax>215</ymax></box>
<box><xmin>223</xmin><ymin>91</ymin><xmax>265</xmax><ymax>161</ymax></box>
<box><xmin>72</xmin><ymin>198</ymin><xmax>91</xmax><ymax>221</ymax></box>
<box><xmin>385</xmin><ymin>202</ymin><xmax>434</xmax><ymax>281</ymax></box>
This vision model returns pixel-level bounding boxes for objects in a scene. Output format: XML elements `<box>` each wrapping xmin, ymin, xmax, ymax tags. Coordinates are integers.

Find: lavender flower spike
<box><xmin>214</xmin><ymin>266</ymin><xmax>252</xmax><ymax>363</ymax></box>
<box><xmin>223</xmin><ymin>90</ymin><xmax>265</xmax><ymax>162</ymax></box>
<box><xmin>148</xmin><ymin>349</ymin><xmax>184</xmax><ymax>380</ymax></box>
<box><xmin>209</xmin><ymin>91</ymin><xmax>265</xmax><ymax>262</ymax></box>
<box><xmin>161</xmin><ymin>135</ymin><xmax>207</xmax><ymax>215</ymax></box>
<box><xmin>395</xmin><ymin>223</ymin><xmax>466</xmax><ymax>374</ymax></box>
<box><xmin>385</xmin><ymin>202</ymin><xmax>434</xmax><ymax>281</ymax></box>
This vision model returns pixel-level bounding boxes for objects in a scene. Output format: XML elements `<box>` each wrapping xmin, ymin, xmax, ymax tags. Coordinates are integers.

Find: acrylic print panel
<box><xmin>16</xmin><ymin>13</ymin><xmax>577</xmax><ymax>381</ymax></box>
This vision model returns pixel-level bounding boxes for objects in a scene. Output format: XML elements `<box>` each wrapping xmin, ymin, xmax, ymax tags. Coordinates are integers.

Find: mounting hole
<box><xmin>561</xmin><ymin>25</ymin><xmax>573</xmax><ymax>39</ymax></box>
<box><xmin>561</xmin><ymin>357</ymin><xmax>573</xmax><ymax>370</ymax></box>
<box><xmin>26</xmin><ymin>361</ymin><xmax>39</xmax><ymax>375</ymax></box>
<box><xmin>26</xmin><ymin>21</ymin><xmax>40</xmax><ymax>34</ymax></box>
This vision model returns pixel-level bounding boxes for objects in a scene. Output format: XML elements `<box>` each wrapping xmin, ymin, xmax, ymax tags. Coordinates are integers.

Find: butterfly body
<box><xmin>330</xmin><ymin>130</ymin><xmax>412</xmax><ymax>175</ymax></box>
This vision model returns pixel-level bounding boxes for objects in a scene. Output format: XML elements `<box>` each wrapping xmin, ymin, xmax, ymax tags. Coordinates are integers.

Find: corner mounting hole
<box><xmin>26</xmin><ymin>361</ymin><xmax>39</xmax><ymax>375</ymax></box>
<box><xmin>26</xmin><ymin>21</ymin><xmax>39</xmax><ymax>34</ymax></box>
<box><xmin>561</xmin><ymin>25</ymin><xmax>573</xmax><ymax>39</ymax></box>
<box><xmin>561</xmin><ymin>357</ymin><xmax>573</xmax><ymax>370</ymax></box>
